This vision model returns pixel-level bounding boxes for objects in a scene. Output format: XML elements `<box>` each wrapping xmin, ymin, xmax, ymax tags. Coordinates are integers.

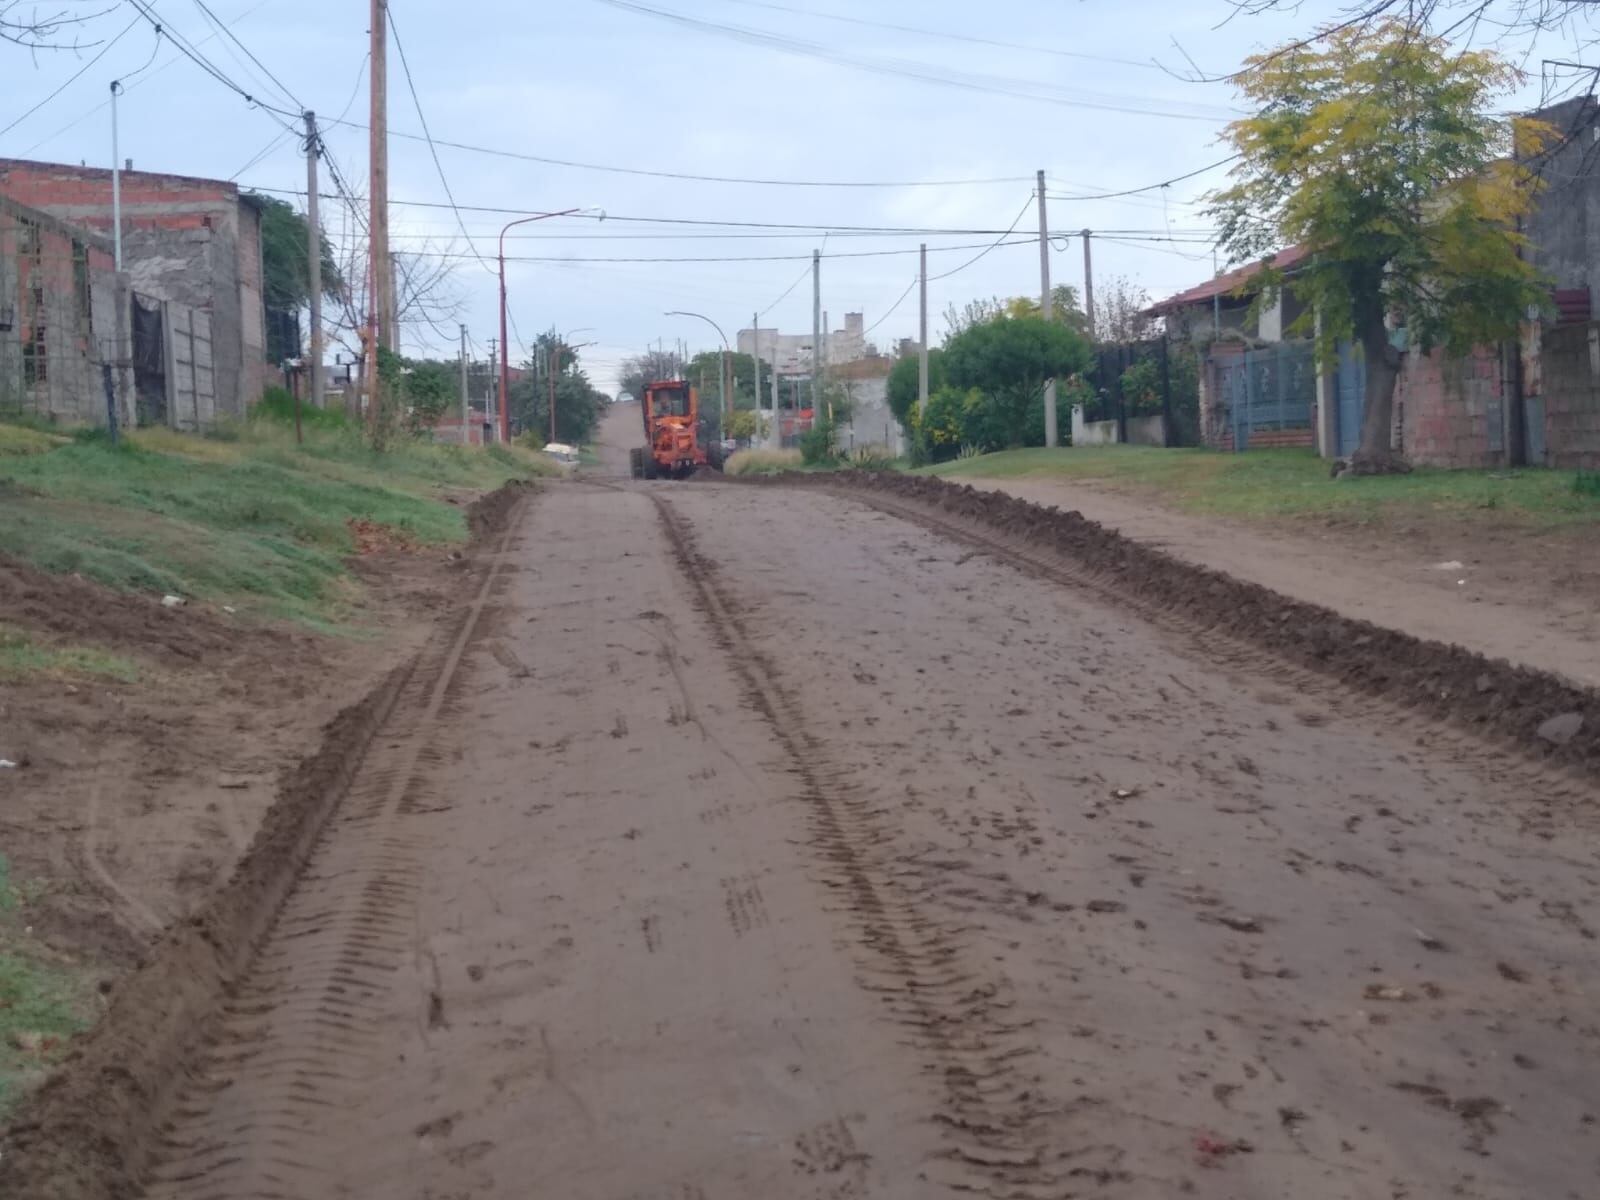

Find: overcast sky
<box><xmin>3</xmin><ymin>0</ymin><xmax>1581</xmax><ymax>393</ymax></box>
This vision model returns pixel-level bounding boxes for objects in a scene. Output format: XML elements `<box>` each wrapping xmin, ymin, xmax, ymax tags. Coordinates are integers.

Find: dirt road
<box><xmin>38</xmin><ymin>404</ymin><xmax>1600</xmax><ymax>1199</ymax></box>
<box><xmin>953</xmin><ymin>474</ymin><xmax>1600</xmax><ymax>689</ymax></box>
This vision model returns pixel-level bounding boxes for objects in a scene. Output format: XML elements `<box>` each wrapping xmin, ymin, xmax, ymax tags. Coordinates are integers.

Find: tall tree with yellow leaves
<box><xmin>1210</xmin><ymin>20</ymin><xmax>1552</xmax><ymax>472</ymax></box>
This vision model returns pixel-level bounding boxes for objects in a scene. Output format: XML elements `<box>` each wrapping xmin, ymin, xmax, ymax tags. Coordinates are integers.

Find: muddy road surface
<box><xmin>33</xmin><ymin>408</ymin><xmax>1599</xmax><ymax>1199</ymax></box>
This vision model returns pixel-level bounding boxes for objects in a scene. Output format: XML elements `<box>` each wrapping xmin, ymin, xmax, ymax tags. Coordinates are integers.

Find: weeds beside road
<box><xmin>923</xmin><ymin>445</ymin><xmax>1600</xmax><ymax>527</ymax></box>
<box><xmin>0</xmin><ymin>414</ymin><xmax>556</xmax><ymax>630</ymax></box>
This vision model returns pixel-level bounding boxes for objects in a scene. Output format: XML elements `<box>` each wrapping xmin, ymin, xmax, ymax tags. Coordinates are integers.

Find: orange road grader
<box><xmin>630</xmin><ymin>379</ymin><xmax>723</xmax><ymax>479</ymax></box>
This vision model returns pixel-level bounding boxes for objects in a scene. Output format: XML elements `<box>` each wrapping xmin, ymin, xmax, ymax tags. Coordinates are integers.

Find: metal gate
<box><xmin>132</xmin><ymin>293</ymin><xmax>167</xmax><ymax>427</ymax></box>
<box><xmin>1218</xmin><ymin>341</ymin><xmax>1315</xmax><ymax>451</ymax></box>
<box><xmin>1335</xmin><ymin>341</ymin><xmax>1365</xmax><ymax>457</ymax></box>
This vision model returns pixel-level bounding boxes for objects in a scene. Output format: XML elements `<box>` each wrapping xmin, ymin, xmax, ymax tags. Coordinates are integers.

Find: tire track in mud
<box><xmin>811</xmin><ymin>481</ymin><xmax>1598</xmax><ymax>814</ymax></box>
<box><xmin>651</xmin><ymin>493</ymin><xmax>1067</xmax><ymax>1198</ymax></box>
<box><xmin>142</xmin><ymin>498</ymin><xmax>528</xmax><ymax>1200</ymax></box>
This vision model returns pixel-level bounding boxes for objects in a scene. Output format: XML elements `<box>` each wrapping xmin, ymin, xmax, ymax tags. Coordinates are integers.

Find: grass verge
<box><xmin>0</xmin><ymin>625</ymin><xmax>140</xmax><ymax>683</ymax></box>
<box><xmin>0</xmin><ymin>859</ymin><xmax>92</xmax><ymax>1119</ymax></box>
<box><xmin>921</xmin><ymin>445</ymin><xmax>1600</xmax><ymax>525</ymax></box>
<box><xmin>0</xmin><ymin>414</ymin><xmax>555</xmax><ymax>627</ymax></box>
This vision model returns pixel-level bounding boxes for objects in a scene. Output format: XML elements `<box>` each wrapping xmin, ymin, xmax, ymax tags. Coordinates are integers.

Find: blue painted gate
<box><xmin>1335</xmin><ymin>341</ymin><xmax>1365</xmax><ymax>457</ymax></box>
<box><xmin>1217</xmin><ymin>341</ymin><xmax>1316</xmax><ymax>451</ymax></box>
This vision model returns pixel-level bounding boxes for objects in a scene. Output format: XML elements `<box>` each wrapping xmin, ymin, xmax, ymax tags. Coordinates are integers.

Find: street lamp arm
<box><xmin>496</xmin><ymin>207</ymin><xmax>592</xmax><ymax>444</ymax></box>
<box><xmin>664</xmin><ymin>310</ymin><xmax>730</xmax><ymax>351</ymax></box>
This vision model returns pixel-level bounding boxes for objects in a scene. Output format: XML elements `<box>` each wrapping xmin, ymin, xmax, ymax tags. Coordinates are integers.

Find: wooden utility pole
<box><xmin>918</xmin><ymin>242</ymin><xmax>929</xmax><ymax>417</ymax></box>
<box><xmin>549</xmin><ymin>343</ymin><xmax>559</xmax><ymax>444</ymax></box>
<box><xmin>367</xmin><ymin>0</ymin><xmax>391</xmax><ymax>436</ymax></box>
<box><xmin>1037</xmin><ymin>169</ymin><xmax>1058</xmax><ymax>449</ymax></box>
<box><xmin>304</xmin><ymin>110</ymin><xmax>324</xmax><ymax>414</ymax></box>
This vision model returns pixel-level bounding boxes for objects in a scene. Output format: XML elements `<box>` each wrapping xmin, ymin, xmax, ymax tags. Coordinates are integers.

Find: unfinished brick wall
<box><xmin>0</xmin><ymin>194</ymin><xmax>127</xmax><ymax>424</ymax></box>
<box><xmin>1539</xmin><ymin>323</ymin><xmax>1600</xmax><ymax>469</ymax></box>
<box><xmin>0</xmin><ymin>158</ymin><xmax>264</xmax><ymax>417</ymax></box>
<box><xmin>1393</xmin><ymin>345</ymin><xmax>1505</xmax><ymax>468</ymax></box>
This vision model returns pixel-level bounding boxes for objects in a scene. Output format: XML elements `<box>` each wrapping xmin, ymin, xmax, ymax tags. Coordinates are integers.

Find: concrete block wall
<box><xmin>1393</xmin><ymin>345</ymin><xmax>1504</xmax><ymax>468</ymax></box>
<box><xmin>0</xmin><ymin>193</ymin><xmax>128</xmax><ymax>425</ymax></box>
<box><xmin>1540</xmin><ymin>323</ymin><xmax>1600</xmax><ymax>469</ymax></box>
<box><xmin>0</xmin><ymin>158</ymin><xmax>264</xmax><ymax>418</ymax></box>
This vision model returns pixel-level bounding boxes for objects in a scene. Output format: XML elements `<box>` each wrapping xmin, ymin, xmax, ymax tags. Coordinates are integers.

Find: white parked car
<box><xmin>541</xmin><ymin>442</ymin><xmax>580</xmax><ymax>470</ymax></box>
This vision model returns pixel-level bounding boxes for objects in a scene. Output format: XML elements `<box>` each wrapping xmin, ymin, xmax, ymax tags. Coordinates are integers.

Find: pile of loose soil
<box><xmin>750</xmin><ymin>471</ymin><xmax>1599</xmax><ymax>776</ymax></box>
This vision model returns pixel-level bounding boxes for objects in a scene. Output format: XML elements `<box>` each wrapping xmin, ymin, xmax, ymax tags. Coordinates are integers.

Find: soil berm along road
<box><xmin>13</xmin><ymin>398</ymin><xmax>1599</xmax><ymax>1200</ymax></box>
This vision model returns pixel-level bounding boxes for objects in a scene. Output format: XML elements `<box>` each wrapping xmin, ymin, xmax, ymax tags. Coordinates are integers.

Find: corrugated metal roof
<box><xmin>1144</xmin><ymin>244</ymin><xmax>1309</xmax><ymax>316</ymax></box>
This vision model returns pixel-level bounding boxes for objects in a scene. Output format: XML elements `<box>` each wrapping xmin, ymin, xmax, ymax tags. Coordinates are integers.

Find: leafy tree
<box><xmin>686</xmin><ymin>350</ymin><xmax>763</xmax><ymax>410</ymax></box>
<box><xmin>1093</xmin><ymin>275</ymin><xmax>1153</xmax><ymax>343</ymax></box>
<box><xmin>619</xmin><ymin>349</ymin><xmax>685</xmax><ymax>403</ymax></box>
<box><xmin>1210</xmin><ymin>20</ymin><xmax>1551</xmax><ymax>473</ymax></box>
<box><xmin>887</xmin><ymin>348</ymin><xmax>946</xmax><ymax>428</ymax></box>
<box><xmin>251</xmin><ymin>193</ymin><xmax>344</xmax><ymax>363</ymax></box>
<box><xmin>943</xmin><ymin>287</ymin><xmax>1087</xmax><ymax>339</ymax></box>
<box><xmin>512</xmin><ymin>336</ymin><xmax>605</xmax><ymax>445</ymax></box>
<box><xmin>942</xmin><ymin>315</ymin><xmax>1092</xmax><ymax>449</ymax></box>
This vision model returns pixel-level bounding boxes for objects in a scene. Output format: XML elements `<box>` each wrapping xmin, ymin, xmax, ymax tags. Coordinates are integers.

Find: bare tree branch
<box><xmin>2</xmin><ymin>1</ymin><xmax>116</xmax><ymax>51</ymax></box>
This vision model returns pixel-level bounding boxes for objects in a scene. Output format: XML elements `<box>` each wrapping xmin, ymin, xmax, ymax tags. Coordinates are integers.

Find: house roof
<box><xmin>1144</xmin><ymin>244</ymin><xmax>1309</xmax><ymax>316</ymax></box>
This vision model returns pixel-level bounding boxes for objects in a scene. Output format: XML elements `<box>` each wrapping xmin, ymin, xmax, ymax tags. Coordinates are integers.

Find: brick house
<box><xmin>0</xmin><ymin>157</ymin><xmax>268</xmax><ymax>419</ymax></box>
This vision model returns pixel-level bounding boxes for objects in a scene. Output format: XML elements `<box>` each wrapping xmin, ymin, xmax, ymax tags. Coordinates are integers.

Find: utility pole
<box><xmin>751</xmin><ymin>311</ymin><xmax>761</xmax><ymax>445</ymax></box>
<box><xmin>918</xmin><ymin>242</ymin><xmax>929</xmax><ymax>416</ymax></box>
<box><xmin>1082</xmin><ymin>228</ymin><xmax>1096</xmax><ymax>340</ymax></box>
<box><xmin>1037</xmin><ymin>169</ymin><xmax>1058</xmax><ymax>449</ymax></box>
<box><xmin>110</xmin><ymin>81</ymin><xmax>124</xmax><ymax>270</ymax></box>
<box><xmin>811</xmin><ymin>248</ymin><xmax>821</xmax><ymax>426</ymax></box>
<box><xmin>305</xmin><ymin>111</ymin><xmax>325</xmax><ymax>413</ymax></box>
<box><xmin>770</xmin><ymin>329</ymin><xmax>781</xmax><ymax>448</ymax></box>
<box><xmin>823</xmin><ymin>311</ymin><xmax>830</xmax><ymax>420</ymax></box>
<box><xmin>549</xmin><ymin>342</ymin><xmax>559</xmax><ymax>444</ymax></box>
<box><xmin>367</xmin><ymin>0</ymin><xmax>391</xmax><ymax>436</ymax></box>
<box><xmin>458</xmin><ymin>323</ymin><xmax>468</xmax><ymax>444</ymax></box>
<box><xmin>487</xmin><ymin>337</ymin><xmax>497</xmax><ymax>443</ymax></box>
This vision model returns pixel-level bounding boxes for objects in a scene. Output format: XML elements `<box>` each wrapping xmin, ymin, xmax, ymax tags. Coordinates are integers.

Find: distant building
<box><xmin>0</xmin><ymin>157</ymin><xmax>269</xmax><ymax>419</ymax></box>
<box><xmin>738</xmin><ymin>311</ymin><xmax>868</xmax><ymax>373</ymax></box>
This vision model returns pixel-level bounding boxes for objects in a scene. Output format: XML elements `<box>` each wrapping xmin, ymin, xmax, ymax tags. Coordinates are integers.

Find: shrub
<box><xmin>253</xmin><ymin>386</ymin><xmax>350</xmax><ymax>432</ymax></box>
<box><xmin>725</xmin><ymin>447</ymin><xmax>801</xmax><ymax>476</ymax></box>
<box><xmin>1576</xmin><ymin>470</ymin><xmax>1600</xmax><ymax>498</ymax></box>
<box><xmin>799</xmin><ymin>417</ymin><xmax>837</xmax><ymax>466</ymax></box>
<box><xmin>845</xmin><ymin>444</ymin><xmax>896</xmax><ymax>471</ymax></box>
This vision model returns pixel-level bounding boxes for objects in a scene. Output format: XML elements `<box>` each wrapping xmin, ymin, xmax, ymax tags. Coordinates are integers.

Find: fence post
<box><xmin>101</xmin><ymin>361</ymin><xmax>119</xmax><ymax>445</ymax></box>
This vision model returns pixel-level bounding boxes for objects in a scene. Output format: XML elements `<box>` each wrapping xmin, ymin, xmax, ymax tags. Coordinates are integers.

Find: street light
<box><xmin>664</xmin><ymin>310</ymin><xmax>730</xmax><ymax>428</ymax></box>
<box><xmin>498</xmin><ymin>209</ymin><xmax>603</xmax><ymax>443</ymax></box>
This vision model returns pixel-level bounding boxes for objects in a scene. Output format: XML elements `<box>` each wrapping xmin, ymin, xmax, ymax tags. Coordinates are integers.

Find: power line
<box><xmin>189</xmin><ymin>0</ymin><xmax>301</xmax><ymax>112</ymax></box>
<box><xmin>1044</xmin><ymin>154</ymin><xmax>1239</xmax><ymax>201</ymax></box>
<box><xmin>862</xmin><ymin>275</ymin><xmax>919</xmax><ymax>335</ymax></box>
<box><xmin>386</xmin><ymin>3</ymin><xmax>491</xmax><ymax>272</ymax></box>
<box><xmin>381</xmin><ymin>225</ymin><xmax>1219</xmax><ymax>243</ymax></box>
<box><xmin>718</xmin><ymin>0</ymin><xmax>1166</xmax><ymax>72</ymax></box>
<box><xmin>758</xmin><ymin>262</ymin><xmax>812</xmax><ymax>317</ymax></box>
<box><xmin>311</xmin><ymin>111</ymin><xmax>1036</xmax><ymax>188</ymax></box>
<box><xmin>123</xmin><ymin>0</ymin><xmax>297</xmax><ymax>121</ymax></box>
<box><xmin>0</xmin><ymin>13</ymin><xmax>143</xmax><ymax>140</ymax></box>
<box><xmin>928</xmin><ymin>195</ymin><xmax>1034</xmax><ymax>281</ymax></box>
<box><xmin>591</xmin><ymin>0</ymin><xmax>1238</xmax><ymax>123</ymax></box>
<box><xmin>401</xmin><ymin>237</ymin><xmax>1041</xmax><ymax>265</ymax></box>
<box><xmin>18</xmin><ymin>0</ymin><xmax>277</xmax><ymax>155</ymax></box>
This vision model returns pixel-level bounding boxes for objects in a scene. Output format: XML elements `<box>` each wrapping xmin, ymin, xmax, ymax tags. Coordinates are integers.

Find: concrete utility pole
<box><xmin>823</xmin><ymin>310</ymin><xmax>830</xmax><ymax>420</ymax></box>
<box><xmin>458</xmin><ymin>323</ymin><xmax>468</xmax><ymax>443</ymax></box>
<box><xmin>751</xmin><ymin>311</ymin><xmax>761</xmax><ymax>443</ymax></box>
<box><xmin>368</xmin><ymin>0</ymin><xmax>391</xmax><ymax>434</ymax></box>
<box><xmin>1037</xmin><ymin>169</ymin><xmax>1058</xmax><ymax>449</ymax></box>
<box><xmin>811</xmin><ymin>248</ymin><xmax>822</xmax><ymax>424</ymax></box>
<box><xmin>487</xmin><ymin>337</ymin><xmax>497</xmax><ymax>442</ymax></box>
<box><xmin>109</xmin><ymin>81</ymin><xmax>124</xmax><ymax>270</ymax></box>
<box><xmin>918</xmin><ymin>242</ymin><xmax>929</xmax><ymax>416</ymax></box>
<box><xmin>305</xmin><ymin>111</ymin><xmax>325</xmax><ymax>413</ymax></box>
<box><xmin>1082</xmin><ymin>228</ymin><xmax>1096</xmax><ymax>340</ymax></box>
<box><xmin>549</xmin><ymin>343</ymin><xmax>559</xmax><ymax>444</ymax></box>
<box><xmin>770</xmin><ymin>334</ymin><xmax>780</xmax><ymax>448</ymax></box>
